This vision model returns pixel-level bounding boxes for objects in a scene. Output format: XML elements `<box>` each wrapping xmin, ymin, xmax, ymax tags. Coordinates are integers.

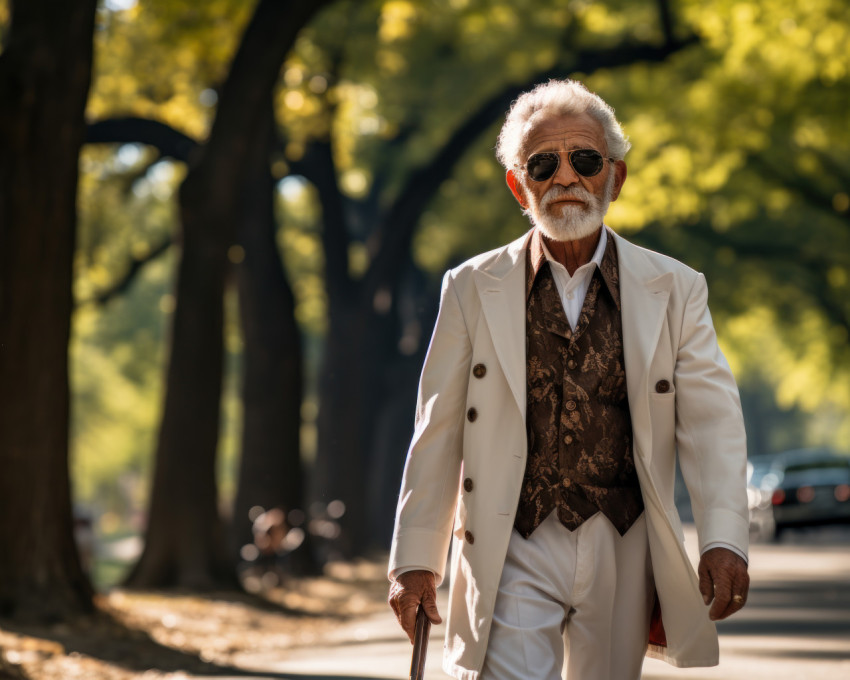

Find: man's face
<box><xmin>507</xmin><ymin>112</ymin><xmax>627</xmax><ymax>241</ymax></box>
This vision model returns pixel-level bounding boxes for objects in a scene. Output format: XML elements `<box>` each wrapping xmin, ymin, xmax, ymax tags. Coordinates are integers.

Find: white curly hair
<box><xmin>495</xmin><ymin>79</ymin><xmax>631</xmax><ymax>170</ymax></box>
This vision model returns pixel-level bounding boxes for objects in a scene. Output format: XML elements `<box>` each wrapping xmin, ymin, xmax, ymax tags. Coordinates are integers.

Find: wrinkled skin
<box><xmin>388</xmin><ymin>569</ymin><xmax>442</xmax><ymax>643</ymax></box>
<box><xmin>698</xmin><ymin>547</ymin><xmax>750</xmax><ymax>620</ymax></box>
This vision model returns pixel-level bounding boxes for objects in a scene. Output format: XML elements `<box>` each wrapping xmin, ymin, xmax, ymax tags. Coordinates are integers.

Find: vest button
<box><xmin>467</xmin><ymin>407</ymin><xmax>478</xmax><ymax>422</ymax></box>
<box><xmin>473</xmin><ymin>363</ymin><xmax>486</xmax><ymax>378</ymax></box>
<box><xmin>463</xmin><ymin>477</ymin><xmax>474</xmax><ymax>492</ymax></box>
<box><xmin>464</xmin><ymin>530</ymin><xmax>475</xmax><ymax>544</ymax></box>
<box><xmin>655</xmin><ymin>379</ymin><xmax>671</xmax><ymax>394</ymax></box>
<box><xmin>567</xmin><ymin>359</ymin><xmax>577</xmax><ymax>370</ymax></box>
<box><xmin>566</xmin><ymin>400</ymin><xmax>577</xmax><ymax>411</ymax></box>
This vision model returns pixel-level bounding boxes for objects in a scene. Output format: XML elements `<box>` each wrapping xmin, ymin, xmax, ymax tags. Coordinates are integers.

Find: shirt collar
<box><xmin>525</xmin><ymin>226</ymin><xmax>621</xmax><ymax>310</ymax></box>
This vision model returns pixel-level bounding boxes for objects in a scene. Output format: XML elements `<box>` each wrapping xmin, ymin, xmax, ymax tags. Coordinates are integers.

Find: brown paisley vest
<box><xmin>514</xmin><ymin>230</ymin><xmax>644</xmax><ymax>538</ymax></box>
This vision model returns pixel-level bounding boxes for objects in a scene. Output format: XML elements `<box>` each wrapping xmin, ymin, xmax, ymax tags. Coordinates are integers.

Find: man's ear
<box><xmin>610</xmin><ymin>160</ymin><xmax>627</xmax><ymax>202</ymax></box>
<box><xmin>506</xmin><ymin>169</ymin><xmax>528</xmax><ymax>208</ymax></box>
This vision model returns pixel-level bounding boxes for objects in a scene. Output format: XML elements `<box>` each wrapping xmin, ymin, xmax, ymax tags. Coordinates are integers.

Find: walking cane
<box><xmin>409</xmin><ymin>605</ymin><xmax>431</xmax><ymax>680</ymax></box>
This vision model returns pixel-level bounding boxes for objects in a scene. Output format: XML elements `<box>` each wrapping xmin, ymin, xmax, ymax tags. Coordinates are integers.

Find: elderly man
<box><xmin>387</xmin><ymin>79</ymin><xmax>750</xmax><ymax>680</ymax></box>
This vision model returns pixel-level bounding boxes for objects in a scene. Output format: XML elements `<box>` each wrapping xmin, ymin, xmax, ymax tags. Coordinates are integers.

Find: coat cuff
<box><xmin>697</xmin><ymin>508</ymin><xmax>749</xmax><ymax>560</ymax></box>
<box><xmin>388</xmin><ymin>528</ymin><xmax>452</xmax><ymax>585</ymax></box>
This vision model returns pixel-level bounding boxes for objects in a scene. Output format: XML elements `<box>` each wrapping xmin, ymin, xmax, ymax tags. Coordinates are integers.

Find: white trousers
<box><xmin>480</xmin><ymin>511</ymin><xmax>654</xmax><ymax>680</ymax></box>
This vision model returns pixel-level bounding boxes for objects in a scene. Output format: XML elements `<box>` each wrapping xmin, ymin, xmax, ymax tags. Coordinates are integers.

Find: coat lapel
<box><xmin>614</xmin><ymin>230</ymin><xmax>673</xmax><ymax>463</ymax></box>
<box><xmin>472</xmin><ymin>232</ymin><xmax>530</xmax><ymax>420</ymax></box>
<box><xmin>469</xmin><ymin>228</ymin><xmax>674</xmax><ymax>442</ymax></box>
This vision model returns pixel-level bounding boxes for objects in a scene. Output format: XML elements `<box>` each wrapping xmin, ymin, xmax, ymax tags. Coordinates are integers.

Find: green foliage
<box><xmin>90</xmin><ymin>0</ymin><xmax>252</xmax><ymax>139</ymax></box>
<box><xmin>598</xmin><ymin>0</ymin><xmax>850</xmax><ymax>446</ymax></box>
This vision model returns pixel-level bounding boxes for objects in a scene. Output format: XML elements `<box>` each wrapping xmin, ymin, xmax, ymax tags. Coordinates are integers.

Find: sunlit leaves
<box><xmin>89</xmin><ymin>0</ymin><xmax>252</xmax><ymax>139</ymax></box>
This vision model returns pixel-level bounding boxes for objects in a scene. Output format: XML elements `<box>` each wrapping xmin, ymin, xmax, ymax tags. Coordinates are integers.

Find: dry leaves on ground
<box><xmin>0</xmin><ymin>558</ymin><xmax>389</xmax><ymax>680</ymax></box>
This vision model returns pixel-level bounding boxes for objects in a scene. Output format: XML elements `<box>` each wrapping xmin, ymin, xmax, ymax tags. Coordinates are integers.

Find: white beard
<box><xmin>523</xmin><ymin>171</ymin><xmax>615</xmax><ymax>241</ymax></box>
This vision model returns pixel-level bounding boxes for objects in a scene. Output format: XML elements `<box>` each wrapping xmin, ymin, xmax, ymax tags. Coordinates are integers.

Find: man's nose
<box><xmin>553</xmin><ymin>153</ymin><xmax>580</xmax><ymax>186</ymax></box>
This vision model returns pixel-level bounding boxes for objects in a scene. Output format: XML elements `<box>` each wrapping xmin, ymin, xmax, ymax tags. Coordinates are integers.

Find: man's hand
<box><xmin>388</xmin><ymin>569</ymin><xmax>442</xmax><ymax>643</ymax></box>
<box><xmin>698</xmin><ymin>547</ymin><xmax>750</xmax><ymax>621</ymax></box>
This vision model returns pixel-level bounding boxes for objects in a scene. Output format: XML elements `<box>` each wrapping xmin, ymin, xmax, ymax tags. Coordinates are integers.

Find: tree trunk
<box><xmin>0</xmin><ymin>0</ymin><xmax>97</xmax><ymax>620</ymax></box>
<box><xmin>366</xmin><ymin>265</ymin><xmax>438</xmax><ymax>547</ymax></box>
<box><xmin>125</xmin><ymin>0</ymin><xmax>331</xmax><ymax>589</ymax></box>
<box><xmin>231</xmin><ymin>97</ymin><xmax>314</xmax><ymax>572</ymax></box>
<box><xmin>314</xmin><ymin>302</ymin><xmax>376</xmax><ymax>555</ymax></box>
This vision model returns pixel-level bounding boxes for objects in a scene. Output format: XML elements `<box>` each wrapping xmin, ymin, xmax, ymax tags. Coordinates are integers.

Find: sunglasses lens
<box><xmin>570</xmin><ymin>149</ymin><xmax>604</xmax><ymax>177</ymax></box>
<box><xmin>526</xmin><ymin>153</ymin><xmax>559</xmax><ymax>181</ymax></box>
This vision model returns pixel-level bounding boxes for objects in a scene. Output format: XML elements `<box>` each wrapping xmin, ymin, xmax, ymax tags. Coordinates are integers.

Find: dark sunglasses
<box><xmin>525</xmin><ymin>149</ymin><xmax>612</xmax><ymax>182</ymax></box>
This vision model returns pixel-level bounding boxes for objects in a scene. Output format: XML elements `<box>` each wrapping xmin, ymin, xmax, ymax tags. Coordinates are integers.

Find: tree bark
<box><xmin>0</xmin><ymin>0</ymin><xmax>97</xmax><ymax>620</ymax></box>
<box><xmin>230</xmin><ymin>96</ymin><xmax>314</xmax><ymax>572</ymax></box>
<box><xmin>125</xmin><ymin>0</ymin><xmax>332</xmax><ymax>589</ymax></box>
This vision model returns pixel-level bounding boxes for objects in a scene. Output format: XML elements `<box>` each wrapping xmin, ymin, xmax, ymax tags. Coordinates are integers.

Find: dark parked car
<box><xmin>750</xmin><ymin>448</ymin><xmax>850</xmax><ymax>538</ymax></box>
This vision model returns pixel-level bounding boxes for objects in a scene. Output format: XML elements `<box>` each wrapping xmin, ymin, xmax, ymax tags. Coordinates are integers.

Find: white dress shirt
<box><xmin>540</xmin><ymin>226</ymin><xmax>608</xmax><ymax>332</ymax></box>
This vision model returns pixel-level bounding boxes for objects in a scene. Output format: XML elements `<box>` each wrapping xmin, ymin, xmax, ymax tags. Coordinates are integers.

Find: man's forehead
<box><xmin>522</xmin><ymin>111</ymin><xmax>605</xmax><ymax>153</ymax></box>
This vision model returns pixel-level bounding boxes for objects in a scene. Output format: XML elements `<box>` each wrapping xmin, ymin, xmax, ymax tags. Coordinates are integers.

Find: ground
<box><xmin>2</xmin><ymin>527</ymin><xmax>849</xmax><ymax>679</ymax></box>
<box><xmin>0</xmin><ymin>558</ymin><xmax>390</xmax><ymax>680</ymax></box>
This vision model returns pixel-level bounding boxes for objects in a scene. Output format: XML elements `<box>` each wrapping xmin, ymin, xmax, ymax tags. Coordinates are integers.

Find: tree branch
<box><xmin>76</xmin><ymin>236</ymin><xmax>172</xmax><ymax>307</ymax></box>
<box><xmin>298</xmin><ymin>139</ymin><xmax>353</xmax><ymax>302</ymax></box>
<box><xmin>363</xmin><ymin>32</ymin><xmax>700</xmax><ymax>298</ymax></box>
<box><xmin>185</xmin><ymin>0</ymin><xmax>334</xmax><ymax>204</ymax></box>
<box><xmin>86</xmin><ymin>117</ymin><xmax>198</xmax><ymax>162</ymax></box>
<box><xmin>657</xmin><ymin>0</ymin><xmax>675</xmax><ymax>46</ymax></box>
<box><xmin>640</xmin><ymin>220</ymin><xmax>850</xmax><ymax>337</ymax></box>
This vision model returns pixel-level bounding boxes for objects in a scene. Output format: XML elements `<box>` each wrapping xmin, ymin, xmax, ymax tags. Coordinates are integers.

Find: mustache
<box><xmin>541</xmin><ymin>185</ymin><xmax>594</xmax><ymax>208</ymax></box>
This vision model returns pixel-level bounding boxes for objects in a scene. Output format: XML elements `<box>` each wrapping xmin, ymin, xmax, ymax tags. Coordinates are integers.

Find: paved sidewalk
<box><xmin>219</xmin><ymin>525</ymin><xmax>850</xmax><ymax>680</ymax></box>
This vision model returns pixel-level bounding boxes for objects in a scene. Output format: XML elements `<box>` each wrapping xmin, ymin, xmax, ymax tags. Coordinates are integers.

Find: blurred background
<box><xmin>0</xmin><ymin>0</ymin><xmax>849</xmax><ymax>676</ymax></box>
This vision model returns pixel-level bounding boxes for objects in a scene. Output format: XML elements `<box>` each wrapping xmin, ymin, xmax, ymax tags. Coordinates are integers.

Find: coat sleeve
<box><xmin>388</xmin><ymin>270</ymin><xmax>472</xmax><ymax>585</ymax></box>
<box><xmin>673</xmin><ymin>273</ymin><xmax>749</xmax><ymax>558</ymax></box>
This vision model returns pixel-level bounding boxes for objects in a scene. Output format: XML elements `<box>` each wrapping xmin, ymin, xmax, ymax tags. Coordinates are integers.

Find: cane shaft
<box><xmin>409</xmin><ymin>606</ymin><xmax>431</xmax><ymax>680</ymax></box>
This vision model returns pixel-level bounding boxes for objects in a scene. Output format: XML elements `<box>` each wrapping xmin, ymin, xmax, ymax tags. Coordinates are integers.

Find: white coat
<box><xmin>388</xmin><ymin>227</ymin><xmax>749</xmax><ymax>680</ymax></box>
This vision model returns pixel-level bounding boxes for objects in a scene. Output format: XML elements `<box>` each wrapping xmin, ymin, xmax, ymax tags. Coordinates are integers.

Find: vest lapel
<box><xmin>472</xmin><ymin>234</ymin><xmax>529</xmax><ymax>420</ymax></box>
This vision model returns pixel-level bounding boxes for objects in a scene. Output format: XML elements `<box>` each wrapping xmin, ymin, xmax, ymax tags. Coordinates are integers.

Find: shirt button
<box><xmin>566</xmin><ymin>292</ymin><xmax>574</xmax><ymax>300</ymax></box>
<box><xmin>463</xmin><ymin>477</ymin><xmax>474</xmax><ymax>492</ymax></box>
<box><xmin>655</xmin><ymin>380</ymin><xmax>671</xmax><ymax>394</ymax></box>
<box><xmin>567</xmin><ymin>359</ymin><xmax>577</xmax><ymax>370</ymax></box>
<box><xmin>472</xmin><ymin>363</ymin><xmax>486</xmax><ymax>378</ymax></box>
<box><xmin>564</xmin><ymin>435</ymin><xmax>573</xmax><ymax>444</ymax></box>
<box><xmin>467</xmin><ymin>407</ymin><xmax>478</xmax><ymax>422</ymax></box>
<box><xmin>566</xmin><ymin>400</ymin><xmax>577</xmax><ymax>411</ymax></box>
<box><xmin>464</xmin><ymin>530</ymin><xmax>475</xmax><ymax>544</ymax></box>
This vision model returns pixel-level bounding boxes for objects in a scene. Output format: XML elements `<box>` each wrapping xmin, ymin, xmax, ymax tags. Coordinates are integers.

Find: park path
<box><xmin>215</xmin><ymin>524</ymin><xmax>850</xmax><ymax>680</ymax></box>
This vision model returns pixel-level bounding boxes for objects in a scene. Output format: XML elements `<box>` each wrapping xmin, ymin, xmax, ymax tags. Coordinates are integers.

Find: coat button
<box><xmin>567</xmin><ymin>359</ymin><xmax>577</xmax><ymax>370</ymax></box>
<box><xmin>464</xmin><ymin>530</ymin><xmax>475</xmax><ymax>544</ymax></box>
<box><xmin>463</xmin><ymin>477</ymin><xmax>474</xmax><ymax>492</ymax></box>
<box><xmin>467</xmin><ymin>407</ymin><xmax>477</xmax><ymax>422</ymax></box>
<box><xmin>655</xmin><ymin>379</ymin><xmax>671</xmax><ymax>394</ymax></box>
<box><xmin>565</xmin><ymin>400</ymin><xmax>577</xmax><ymax>411</ymax></box>
<box><xmin>473</xmin><ymin>363</ymin><xmax>486</xmax><ymax>378</ymax></box>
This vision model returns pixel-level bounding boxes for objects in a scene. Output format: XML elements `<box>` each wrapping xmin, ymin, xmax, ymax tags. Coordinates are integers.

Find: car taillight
<box><xmin>771</xmin><ymin>489</ymin><xmax>786</xmax><ymax>505</ymax></box>
<box><xmin>796</xmin><ymin>486</ymin><xmax>815</xmax><ymax>503</ymax></box>
<box><xmin>835</xmin><ymin>484</ymin><xmax>850</xmax><ymax>502</ymax></box>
